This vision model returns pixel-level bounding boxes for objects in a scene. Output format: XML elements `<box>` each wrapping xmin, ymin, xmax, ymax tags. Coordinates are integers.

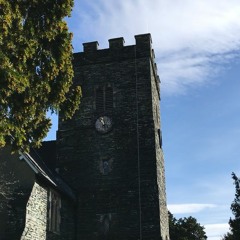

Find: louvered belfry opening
<box><xmin>95</xmin><ymin>85</ymin><xmax>113</xmax><ymax>114</ymax></box>
<box><xmin>105</xmin><ymin>86</ymin><xmax>113</xmax><ymax>112</ymax></box>
<box><xmin>96</xmin><ymin>87</ymin><xmax>104</xmax><ymax>113</ymax></box>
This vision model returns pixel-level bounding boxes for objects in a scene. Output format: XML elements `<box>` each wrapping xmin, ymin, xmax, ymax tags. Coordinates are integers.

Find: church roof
<box><xmin>19</xmin><ymin>141</ymin><xmax>76</xmax><ymax>201</ymax></box>
<box><xmin>30</xmin><ymin>141</ymin><xmax>57</xmax><ymax>171</ymax></box>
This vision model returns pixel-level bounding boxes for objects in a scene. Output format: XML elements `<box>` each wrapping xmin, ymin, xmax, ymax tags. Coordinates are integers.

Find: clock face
<box><xmin>95</xmin><ymin>116</ymin><xmax>112</xmax><ymax>133</ymax></box>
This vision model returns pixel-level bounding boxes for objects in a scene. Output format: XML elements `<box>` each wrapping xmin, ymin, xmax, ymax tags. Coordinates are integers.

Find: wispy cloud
<box><xmin>168</xmin><ymin>203</ymin><xmax>216</xmax><ymax>214</ymax></box>
<box><xmin>68</xmin><ymin>0</ymin><xmax>240</xmax><ymax>95</ymax></box>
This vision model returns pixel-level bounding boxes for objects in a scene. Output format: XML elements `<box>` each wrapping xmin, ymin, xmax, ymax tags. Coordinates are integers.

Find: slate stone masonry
<box><xmin>21</xmin><ymin>181</ymin><xmax>48</xmax><ymax>240</ymax></box>
<box><xmin>57</xmin><ymin>33</ymin><xmax>169</xmax><ymax>240</ymax></box>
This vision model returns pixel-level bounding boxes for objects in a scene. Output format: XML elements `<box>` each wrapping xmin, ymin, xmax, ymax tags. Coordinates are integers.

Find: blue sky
<box><xmin>46</xmin><ymin>1</ymin><xmax>240</xmax><ymax>239</ymax></box>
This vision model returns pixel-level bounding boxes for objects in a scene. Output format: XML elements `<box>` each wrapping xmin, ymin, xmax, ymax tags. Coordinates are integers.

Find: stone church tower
<box><xmin>57</xmin><ymin>33</ymin><xmax>169</xmax><ymax>240</ymax></box>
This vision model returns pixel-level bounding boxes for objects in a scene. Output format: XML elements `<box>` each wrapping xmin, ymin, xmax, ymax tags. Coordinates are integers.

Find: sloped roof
<box><xmin>20</xmin><ymin>141</ymin><xmax>76</xmax><ymax>201</ymax></box>
<box><xmin>30</xmin><ymin>141</ymin><xmax>57</xmax><ymax>171</ymax></box>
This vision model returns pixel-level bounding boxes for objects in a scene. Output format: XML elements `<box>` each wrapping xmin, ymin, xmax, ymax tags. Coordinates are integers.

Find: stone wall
<box><xmin>150</xmin><ymin>56</ymin><xmax>170</xmax><ymax>239</ymax></box>
<box><xmin>21</xmin><ymin>181</ymin><xmax>48</xmax><ymax>240</ymax></box>
<box><xmin>0</xmin><ymin>146</ymin><xmax>34</xmax><ymax>240</ymax></box>
<box><xmin>57</xmin><ymin>33</ymin><xmax>169</xmax><ymax>239</ymax></box>
<box><xmin>0</xmin><ymin>146</ymin><xmax>76</xmax><ymax>240</ymax></box>
<box><xmin>20</xmin><ymin>180</ymin><xmax>76</xmax><ymax>240</ymax></box>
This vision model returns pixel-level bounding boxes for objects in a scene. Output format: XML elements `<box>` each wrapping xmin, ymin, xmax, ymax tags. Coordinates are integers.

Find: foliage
<box><xmin>0</xmin><ymin>0</ymin><xmax>81</xmax><ymax>151</ymax></box>
<box><xmin>221</xmin><ymin>173</ymin><xmax>240</xmax><ymax>240</ymax></box>
<box><xmin>221</xmin><ymin>232</ymin><xmax>234</xmax><ymax>240</ymax></box>
<box><xmin>169</xmin><ymin>211</ymin><xmax>207</xmax><ymax>240</ymax></box>
<box><xmin>0</xmin><ymin>154</ymin><xmax>19</xmax><ymax>210</ymax></box>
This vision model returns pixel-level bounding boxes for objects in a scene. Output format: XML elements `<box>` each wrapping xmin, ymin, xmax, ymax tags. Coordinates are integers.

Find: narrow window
<box><xmin>156</xmin><ymin>106</ymin><xmax>159</xmax><ymax>124</ymax></box>
<box><xmin>158</xmin><ymin>129</ymin><xmax>162</xmax><ymax>148</ymax></box>
<box><xmin>48</xmin><ymin>189</ymin><xmax>61</xmax><ymax>233</ymax></box>
<box><xmin>95</xmin><ymin>85</ymin><xmax>113</xmax><ymax>114</ymax></box>
<box><xmin>96</xmin><ymin>87</ymin><xmax>104</xmax><ymax>113</ymax></box>
<box><xmin>102</xmin><ymin>160</ymin><xmax>109</xmax><ymax>175</ymax></box>
<box><xmin>105</xmin><ymin>86</ymin><xmax>113</xmax><ymax>112</ymax></box>
<box><xmin>100</xmin><ymin>158</ymin><xmax>113</xmax><ymax>175</ymax></box>
<box><xmin>103</xmin><ymin>215</ymin><xmax>110</xmax><ymax>235</ymax></box>
<box><xmin>98</xmin><ymin>213</ymin><xmax>112</xmax><ymax>236</ymax></box>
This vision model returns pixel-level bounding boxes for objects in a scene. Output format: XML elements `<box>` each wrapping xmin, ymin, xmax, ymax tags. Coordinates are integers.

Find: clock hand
<box><xmin>100</xmin><ymin>117</ymin><xmax>105</xmax><ymax>126</ymax></box>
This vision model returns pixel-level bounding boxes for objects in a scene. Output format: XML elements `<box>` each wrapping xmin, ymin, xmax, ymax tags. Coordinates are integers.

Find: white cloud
<box><xmin>168</xmin><ymin>203</ymin><xmax>216</xmax><ymax>214</ymax></box>
<box><xmin>167</xmin><ymin>204</ymin><xmax>230</xmax><ymax>239</ymax></box>
<box><xmin>205</xmin><ymin>223</ymin><xmax>230</xmax><ymax>240</ymax></box>
<box><xmin>68</xmin><ymin>0</ymin><xmax>240</xmax><ymax>95</ymax></box>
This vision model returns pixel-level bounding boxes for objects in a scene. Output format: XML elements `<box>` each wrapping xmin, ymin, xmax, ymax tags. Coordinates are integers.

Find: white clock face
<box><xmin>95</xmin><ymin>116</ymin><xmax>112</xmax><ymax>133</ymax></box>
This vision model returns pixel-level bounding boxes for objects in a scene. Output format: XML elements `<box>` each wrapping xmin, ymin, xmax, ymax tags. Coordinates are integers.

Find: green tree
<box><xmin>169</xmin><ymin>211</ymin><xmax>207</xmax><ymax>240</ymax></box>
<box><xmin>222</xmin><ymin>173</ymin><xmax>240</xmax><ymax>240</ymax></box>
<box><xmin>221</xmin><ymin>232</ymin><xmax>234</xmax><ymax>240</ymax></box>
<box><xmin>169</xmin><ymin>211</ymin><xmax>180</xmax><ymax>240</ymax></box>
<box><xmin>0</xmin><ymin>0</ymin><xmax>81</xmax><ymax>151</ymax></box>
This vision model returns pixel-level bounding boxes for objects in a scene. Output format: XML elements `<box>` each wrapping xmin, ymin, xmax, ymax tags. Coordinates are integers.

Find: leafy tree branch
<box><xmin>0</xmin><ymin>0</ymin><xmax>82</xmax><ymax>151</ymax></box>
<box><xmin>222</xmin><ymin>173</ymin><xmax>240</xmax><ymax>240</ymax></box>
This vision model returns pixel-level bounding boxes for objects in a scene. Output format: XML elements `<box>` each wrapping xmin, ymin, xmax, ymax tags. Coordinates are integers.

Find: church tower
<box><xmin>57</xmin><ymin>34</ymin><xmax>169</xmax><ymax>240</ymax></box>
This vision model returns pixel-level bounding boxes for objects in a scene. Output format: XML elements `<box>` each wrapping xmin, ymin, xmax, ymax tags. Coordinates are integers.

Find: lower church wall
<box><xmin>47</xmin><ymin>199</ymin><xmax>76</xmax><ymax>240</ymax></box>
<box><xmin>20</xmin><ymin>180</ymin><xmax>76</xmax><ymax>240</ymax></box>
<box><xmin>21</xmin><ymin>181</ymin><xmax>48</xmax><ymax>240</ymax></box>
<box><xmin>0</xmin><ymin>147</ymin><xmax>35</xmax><ymax>240</ymax></box>
<box><xmin>0</xmin><ymin>188</ymin><xmax>32</xmax><ymax>240</ymax></box>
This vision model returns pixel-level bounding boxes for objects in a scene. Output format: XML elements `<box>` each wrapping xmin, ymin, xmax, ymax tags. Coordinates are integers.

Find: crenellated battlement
<box><xmin>83</xmin><ymin>41</ymin><xmax>99</xmax><ymax>52</ymax></box>
<box><xmin>135</xmin><ymin>33</ymin><xmax>152</xmax><ymax>51</ymax></box>
<box><xmin>74</xmin><ymin>33</ymin><xmax>160</xmax><ymax>97</ymax></box>
<box><xmin>76</xmin><ymin>34</ymin><xmax>157</xmax><ymax>72</ymax></box>
<box><xmin>109</xmin><ymin>37</ymin><xmax>125</xmax><ymax>49</ymax></box>
<box><xmin>81</xmin><ymin>33</ymin><xmax>152</xmax><ymax>54</ymax></box>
